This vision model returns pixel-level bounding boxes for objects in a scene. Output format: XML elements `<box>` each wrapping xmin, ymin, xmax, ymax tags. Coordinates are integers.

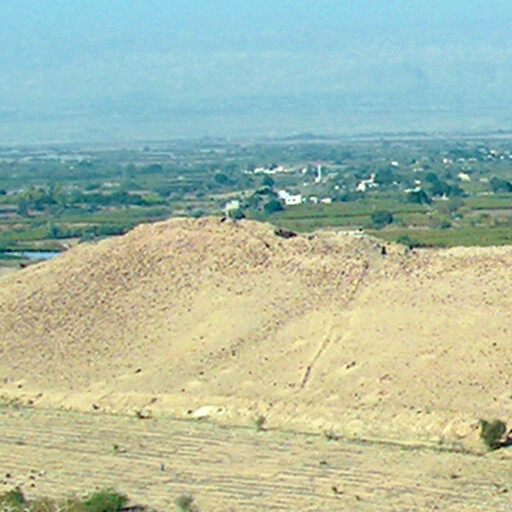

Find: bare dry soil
<box><xmin>1</xmin><ymin>217</ymin><xmax>512</xmax><ymax>509</ymax></box>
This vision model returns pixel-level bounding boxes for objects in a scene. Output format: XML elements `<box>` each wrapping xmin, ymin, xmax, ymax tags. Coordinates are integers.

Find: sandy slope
<box><xmin>1</xmin><ymin>217</ymin><xmax>511</xmax><ymax>450</ymax></box>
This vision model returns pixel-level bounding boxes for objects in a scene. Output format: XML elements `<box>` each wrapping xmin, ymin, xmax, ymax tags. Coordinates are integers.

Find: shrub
<box><xmin>214</xmin><ymin>173</ymin><xmax>229</xmax><ymax>185</ymax></box>
<box><xmin>81</xmin><ymin>489</ymin><xmax>128</xmax><ymax>512</ymax></box>
<box><xmin>371</xmin><ymin>210</ymin><xmax>393</xmax><ymax>229</ymax></box>
<box><xmin>0</xmin><ymin>488</ymin><xmax>136</xmax><ymax>512</ymax></box>
<box><xmin>175</xmin><ymin>494</ymin><xmax>198</xmax><ymax>512</ymax></box>
<box><xmin>0</xmin><ymin>487</ymin><xmax>26</xmax><ymax>510</ymax></box>
<box><xmin>254</xmin><ymin>415</ymin><xmax>266</xmax><ymax>431</ymax></box>
<box><xmin>479</xmin><ymin>419</ymin><xmax>507</xmax><ymax>450</ymax></box>
<box><xmin>227</xmin><ymin>208</ymin><xmax>245</xmax><ymax>220</ymax></box>
<box><xmin>323</xmin><ymin>431</ymin><xmax>340</xmax><ymax>441</ymax></box>
<box><xmin>396</xmin><ymin>234</ymin><xmax>423</xmax><ymax>248</ymax></box>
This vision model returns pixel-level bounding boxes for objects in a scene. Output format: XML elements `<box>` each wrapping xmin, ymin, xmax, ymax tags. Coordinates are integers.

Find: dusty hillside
<box><xmin>1</xmin><ymin>217</ymin><xmax>512</xmax><ymax>450</ymax></box>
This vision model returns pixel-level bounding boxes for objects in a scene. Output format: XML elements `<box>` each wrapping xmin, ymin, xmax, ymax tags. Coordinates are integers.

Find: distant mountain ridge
<box><xmin>3</xmin><ymin>90</ymin><xmax>512</xmax><ymax>144</ymax></box>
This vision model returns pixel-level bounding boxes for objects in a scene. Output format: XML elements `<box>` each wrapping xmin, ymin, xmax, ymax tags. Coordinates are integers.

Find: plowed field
<box><xmin>1</xmin><ymin>406</ymin><xmax>511</xmax><ymax>511</ymax></box>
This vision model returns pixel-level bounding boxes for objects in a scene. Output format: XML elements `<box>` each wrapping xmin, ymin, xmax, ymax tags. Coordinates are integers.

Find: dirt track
<box><xmin>1</xmin><ymin>406</ymin><xmax>511</xmax><ymax>512</ymax></box>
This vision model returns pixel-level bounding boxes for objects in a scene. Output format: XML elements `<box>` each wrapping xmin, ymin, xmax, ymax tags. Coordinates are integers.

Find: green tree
<box><xmin>17</xmin><ymin>196</ymin><xmax>29</xmax><ymax>216</ymax></box>
<box><xmin>214</xmin><ymin>173</ymin><xmax>229</xmax><ymax>185</ymax></box>
<box><xmin>373</xmin><ymin>168</ymin><xmax>396</xmax><ymax>185</ymax></box>
<box><xmin>228</xmin><ymin>208</ymin><xmax>245</xmax><ymax>220</ymax></box>
<box><xmin>430</xmin><ymin>180</ymin><xmax>451</xmax><ymax>197</ymax></box>
<box><xmin>490</xmin><ymin>177</ymin><xmax>512</xmax><ymax>193</ymax></box>
<box><xmin>263</xmin><ymin>199</ymin><xmax>284</xmax><ymax>215</ymax></box>
<box><xmin>262</xmin><ymin>175</ymin><xmax>275</xmax><ymax>188</ymax></box>
<box><xmin>371</xmin><ymin>210</ymin><xmax>393</xmax><ymax>229</ymax></box>
<box><xmin>406</xmin><ymin>189</ymin><xmax>431</xmax><ymax>205</ymax></box>
<box><xmin>47</xmin><ymin>223</ymin><xmax>61</xmax><ymax>238</ymax></box>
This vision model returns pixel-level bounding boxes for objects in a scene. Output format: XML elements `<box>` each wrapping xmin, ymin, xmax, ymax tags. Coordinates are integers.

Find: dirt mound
<box><xmin>1</xmin><ymin>217</ymin><xmax>512</xmax><ymax>450</ymax></box>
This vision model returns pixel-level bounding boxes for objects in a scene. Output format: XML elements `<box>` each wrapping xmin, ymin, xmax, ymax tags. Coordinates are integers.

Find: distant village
<box><xmin>2</xmin><ymin>137</ymin><xmax>512</xmax><ymax>252</ymax></box>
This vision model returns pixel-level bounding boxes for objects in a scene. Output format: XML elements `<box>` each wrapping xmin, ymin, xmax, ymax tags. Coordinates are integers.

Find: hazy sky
<box><xmin>2</xmin><ymin>1</ymin><xmax>512</xmax><ymax>142</ymax></box>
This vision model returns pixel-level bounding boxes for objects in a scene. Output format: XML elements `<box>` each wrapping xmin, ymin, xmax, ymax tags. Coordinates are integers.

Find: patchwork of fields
<box><xmin>2</xmin><ymin>138</ymin><xmax>512</xmax><ymax>261</ymax></box>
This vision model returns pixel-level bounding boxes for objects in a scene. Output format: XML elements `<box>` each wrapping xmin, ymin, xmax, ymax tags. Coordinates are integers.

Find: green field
<box><xmin>370</xmin><ymin>226</ymin><xmax>512</xmax><ymax>248</ymax></box>
<box><xmin>2</xmin><ymin>138</ymin><xmax>512</xmax><ymax>253</ymax></box>
<box><xmin>269</xmin><ymin>199</ymin><xmax>512</xmax><ymax>247</ymax></box>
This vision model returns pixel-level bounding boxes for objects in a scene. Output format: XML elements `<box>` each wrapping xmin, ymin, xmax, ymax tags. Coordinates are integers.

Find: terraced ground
<box><xmin>1</xmin><ymin>406</ymin><xmax>511</xmax><ymax>512</ymax></box>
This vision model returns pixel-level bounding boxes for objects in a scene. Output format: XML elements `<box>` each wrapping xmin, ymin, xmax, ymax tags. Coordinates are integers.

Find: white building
<box><xmin>278</xmin><ymin>190</ymin><xmax>302</xmax><ymax>206</ymax></box>
<box><xmin>315</xmin><ymin>165</ymin><xmax>323</xmax><ymax>183</ymax></box>
<box><xmin>356</xmin><ymin>173</ymin><xmax>378</xmax><ymax>192</ymax></box>
<box><xmin>253</xmin><ymin>165</ymin><xmax>291</xmax><ymax>174</ymax></box>
<box><xmin>224</xmin><ymin>199</ymin><xmax>240</xmax><ymax>213</ymax></box>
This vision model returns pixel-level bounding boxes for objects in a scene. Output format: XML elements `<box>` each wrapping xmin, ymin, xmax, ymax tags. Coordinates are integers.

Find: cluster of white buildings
<box><xmin>277</xmin><ymin>190</ymin><xmax>332</xmax><ymax>206</ymax></box>
<box><xmin>253</xmin><ymin>165</ymin><xmax>292</xmax><ymax>175</ymax></box>
<box><xmin>242</xmin><ymin>163</ymin><xmax>334</xmax><ymax>207</ymax></box>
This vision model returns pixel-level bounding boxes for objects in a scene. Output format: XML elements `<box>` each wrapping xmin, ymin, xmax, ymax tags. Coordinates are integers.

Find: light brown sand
<box><xmin>1</xmin><ymin>217</ymin><xmax>511</xmax><ymax>451</ymax></box>
<box><xmin>2</xmin><ymin>406</ymin><xmax>512</xmax><ymax>512</ymax></box>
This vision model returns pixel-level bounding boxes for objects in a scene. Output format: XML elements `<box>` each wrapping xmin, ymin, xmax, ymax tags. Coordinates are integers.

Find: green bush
<box><xmin>0</xmin><ymin>487</ymin><xmax>26</xmax><ymax>510</ymax></box>
<box><xmin>228</xmin><ymin>208</ymin><xmax>245</xmax><ymax>220</ymax></box>
<box><xmin>396</xmin><ymin>234</ymin><xmax>424</xmax><ymax>248</ymax></box>
<box><xmin>371</xmin><ymin>210</ymin><xmax>393</xmax><ymax>229</ymax></box>
<box><xmin>81</xmin><ymin>489</ymin><xmax>128</xmax><ymax>512</ymax></box>
<box><xmin>264</xmin><ymin>199</ymin><xmax>284</xmax><ymax>215</ymax></box>
<box><xmin>175</xmin><ymin>494</ymin><xmax>198</xmax><ymax>512</ymax></box>
<box><xmin>479</xmin><ymin>419</ymin><xmax>507</xmax><ymax>450</ymax></box>
<box><xmin>0</xmin><ymin>488</ymin><xmax>131</xmax><ymax>512</ymax></box>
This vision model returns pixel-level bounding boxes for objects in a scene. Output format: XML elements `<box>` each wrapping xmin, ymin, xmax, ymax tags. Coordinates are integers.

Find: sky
<box><xmin>2</xmin><ymin>1</ymin><xmax>512</xmax><ymax>143</ymax></box>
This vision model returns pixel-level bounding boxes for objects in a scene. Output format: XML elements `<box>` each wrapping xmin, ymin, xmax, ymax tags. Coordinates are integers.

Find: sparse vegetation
<box><xmin>0</xmin><ymin>488</ymin><xmax>136</xmax><ymax>512</ymax></box>
<box><xmin>174</xmin><ymin>494</ymin><xmax>198</xmax><ymax>512</ymax></box>
<box><xmin>479</xmin><ymin>419</ymin><xmax>507</xmax><ymax>451</ymax></box>
<box><xmin>254</xmin><ymin>414</ymin><xmax>266</xmax><ymax>431</ymax></box>
<box><xmin>135</xmin><ymin>410</ymin><xmax>151</xmax><ymax>420</ymax></box>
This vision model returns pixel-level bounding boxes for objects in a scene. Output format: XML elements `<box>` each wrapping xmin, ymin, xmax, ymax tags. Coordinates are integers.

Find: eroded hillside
<box><xmin>1</xmin><ymin>217</ymin><xmax>511</xmax><ymax>450</ymax></box>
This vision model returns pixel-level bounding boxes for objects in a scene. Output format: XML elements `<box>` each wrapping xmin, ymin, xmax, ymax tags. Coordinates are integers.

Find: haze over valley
<box><xmin>3</xmin><ymin>1</ymin><xmax>512</xmax><ymax>142</ymax></box>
